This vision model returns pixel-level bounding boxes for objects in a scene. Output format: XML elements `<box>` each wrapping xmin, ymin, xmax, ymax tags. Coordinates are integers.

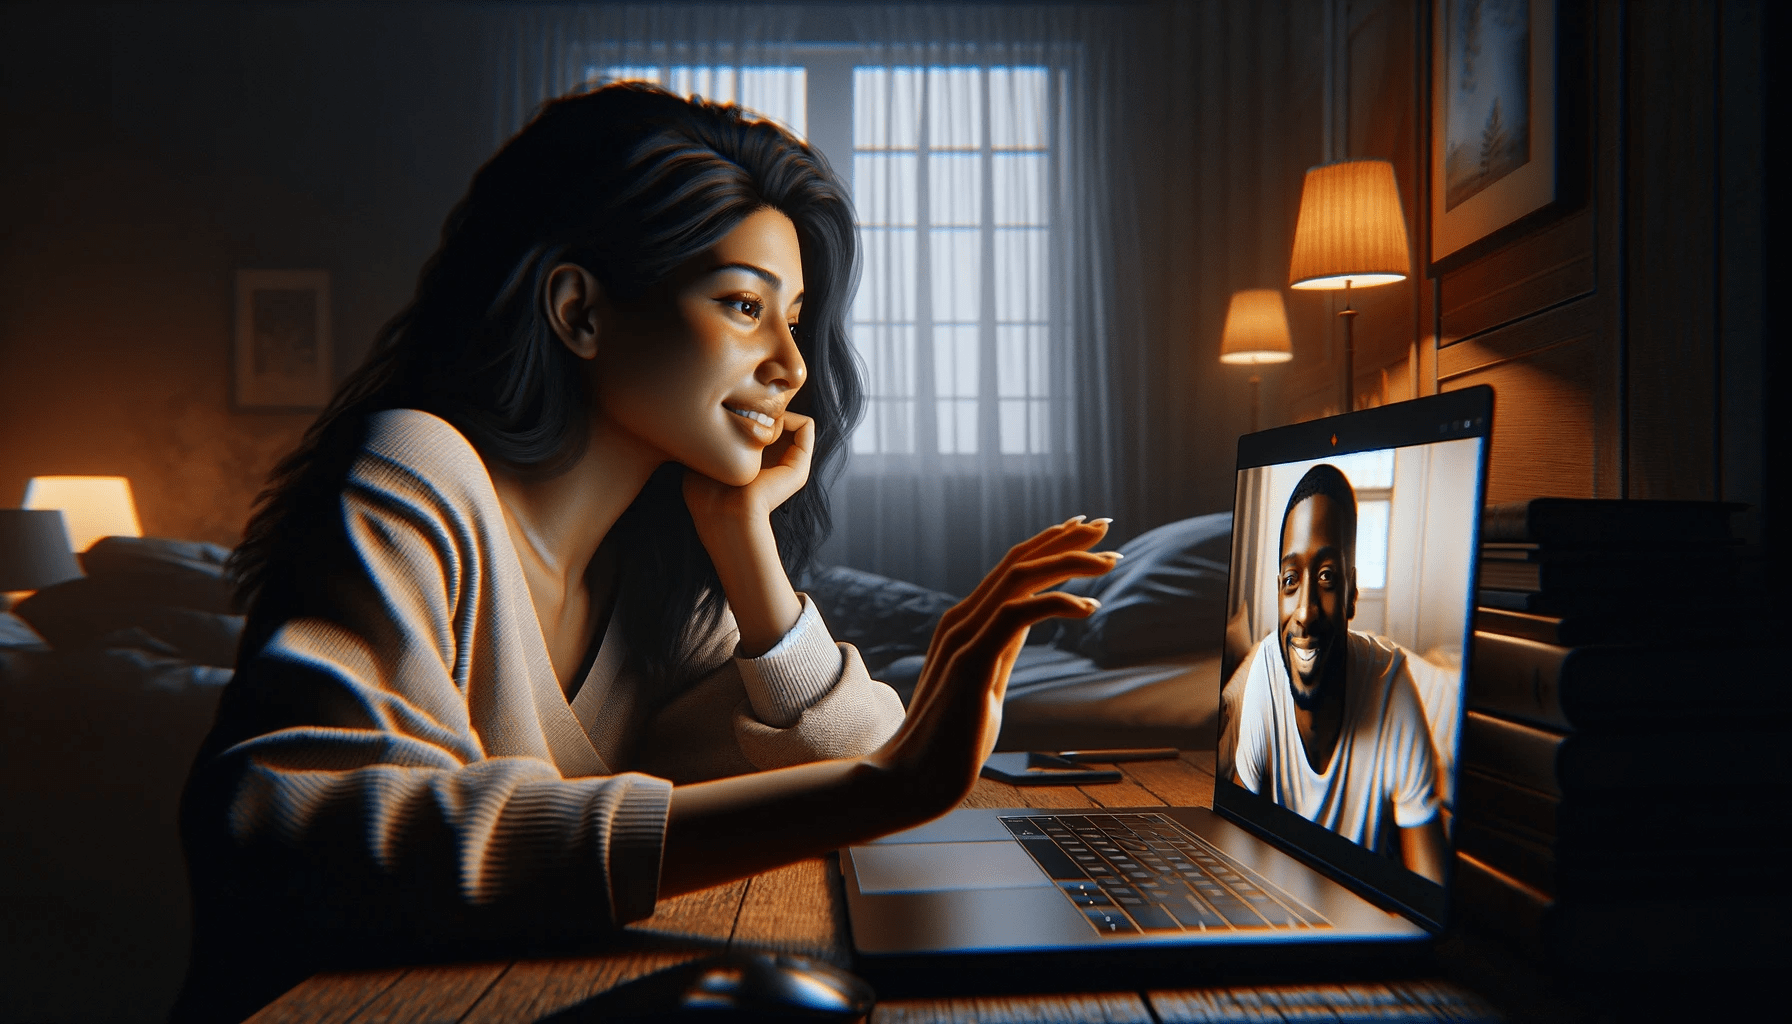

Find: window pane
<box><xmin>854</xmin><ymin>154</ymin><xmax>918</xmax><ymax>226</ymax></box>
<box><xmin>999</xmin><ymin>398</ymin><xmax>1045</xmax><ymax>454</ymax></box>
<box><xmin>599</xmin><ymin>65</ymin><xmax>661</xmax><ymax>86</ymax></box>
<box><xmin>996</xmin><ymin>325</ymin><xmax>1048</xmax><ymax>398</ymax></box>
<box><xmin>1329</xmin><ymin>449</ymin><xmax>1396</xmax><ymax>490</ymax></box>
<box><xmin>927</xmin><ymin>67</ymin><xmax>982</xmax><ymax>150</ymax></box>
<box><xmin>601</xmin><ymin>65</ymin><xmax>805</xmax><ymax>139</ymax></box>
<box><xmin>993</xmin><ymin>228</ymin><xmax>1047</xmax><ymax>322</ymax></box>
<box><xmin>672</xmin><ymin>66</ymin><xmax>734</xmax><ymax>104</ymax></box>
<box><xmin>852</xmin><ymin>324</ymin><xmax>916</xmax><ymax>455</ymax></box>
<box><xmin>855</xmin><ymin>67</ymin><xmax>922</xmax><ymax>149</ymax></box>
<box><xmin>988</xmin><ymin>67</ymin><xmax>1048</xmax><ymax>149</ymax></box>
<box><xmin>930</xmin><ymin>229</ymin><xmax>981</xmax><ymax>323</ymax></box>
<box><xmin>934</xmin><ymin>325</ymin><xmax>980</xmax><ymax>399</ymax></box>
<box><xmin>992</xmin><ymin>153</ymin><xmax>1048</xmax><ymax>226</ymax></box>
<box><xmin>739</xmin><ymin>66</ymin><xmax>807</xmax><ymax>139</ymax></box>
<box><xmin>1356</xmin><ymin>499</ymin><xmax>1390</xmax><ymax>589</ymax></box>
<box><xmin>856</xmin><ymin>399</ymin><xmax>915</xmax><ymax>454</ymax></box>
<box><xmin>938</xmin><ymin>398</ymin><xmax>979</xmax><ymax>454</ymax></box>
<box><xmin>855</xmin><ymin>228</ymin><xmax>917</xmax><ymax>322</ymax></box>
<box><xmin>928</xmin><ymin>153</ymin><xmax>981</xmax><ymax>226</ymax></box>
<box><xmin>853</xmin><ymin>324</ymin><xmax>917</xmax><ymax>394</ymax></box>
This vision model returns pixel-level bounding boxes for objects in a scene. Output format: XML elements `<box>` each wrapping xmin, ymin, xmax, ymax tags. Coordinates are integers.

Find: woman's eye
<box><xmin>787</xmin><ymin>321</ymin><xmax>800</xmax><ymax>337</ymax></box>
<box><xmin>726</xmin><ymin>298</ymin><xmax>764</xmax><ymax>320</ymax></box>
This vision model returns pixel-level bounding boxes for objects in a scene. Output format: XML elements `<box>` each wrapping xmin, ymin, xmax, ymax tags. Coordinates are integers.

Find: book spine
<box><xmin>1473</xmin><ymin>607</ymin><xmax>1567</xmax><ymax>645</ymax></box>
<box><xmin>1455</xmin><ymin>768</ymin><xmax>1557</xmax><ymax>838</ymax></box>
<box><xmin>1467</xmin><ymin>631</ymin><xmax>1572</xmax><ymax>731</ymax></box>
<box><xmin>1451</xmin><ymin>852</ymin><xmax>1550</xmax><ymax>956</ymax></box>
<box><xmin>1456</xmin><ymin>820</ymin><xmax>1555</xmax><ymax>895</ymax></box>
<box><xmin>1461</xmin><ymin>711</ymin><xmax>1565</xmax><ymax>797</ymax></box>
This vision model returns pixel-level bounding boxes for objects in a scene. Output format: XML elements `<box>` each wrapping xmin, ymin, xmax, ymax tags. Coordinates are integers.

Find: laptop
<box><xmin>842</xmin><ymin>386</ymin><xmax>1494</xmax><ymax>987</ymax></box>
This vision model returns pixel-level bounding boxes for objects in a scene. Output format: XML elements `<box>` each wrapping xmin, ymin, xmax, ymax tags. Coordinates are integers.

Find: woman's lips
<box><xmin>725</xmin><ymin>404</ymin><xmax>780</xmax><ymax>443</ymax></box>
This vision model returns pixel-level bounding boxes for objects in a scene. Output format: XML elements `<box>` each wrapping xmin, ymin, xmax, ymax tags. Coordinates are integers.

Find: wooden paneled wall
<box><xmin>1290</xmin><ymin>0</ymin><xmax>1765</xmax><ymax>546</ymax></box>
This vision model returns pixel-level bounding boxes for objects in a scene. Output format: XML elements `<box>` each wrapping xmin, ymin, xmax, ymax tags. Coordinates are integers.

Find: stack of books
<box><xmin>1451</xmin><ymin>498</ymin><xmax>1786</xmax><ymax>974</ymax></box>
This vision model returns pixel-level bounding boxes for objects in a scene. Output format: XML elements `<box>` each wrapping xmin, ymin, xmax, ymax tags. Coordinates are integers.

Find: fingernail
<box><xmin>1084</xmin><ymin>597</ymin><xmax>1102</xmax><ymax>608</ymax></box>
<box><xmin>1107</xmin><ymin>551</ymin><xmax>1125</xmax><ymax>560</ymax></box>
<box><xmin>1090</xmin><ymin>517</ymin><xmax>1113</xmax><ymax>526</ymax></box>
<box><xmin>1066</xmin><ymin>514</ymin><xmax>1087</xmax><ymax>525</ymax></box>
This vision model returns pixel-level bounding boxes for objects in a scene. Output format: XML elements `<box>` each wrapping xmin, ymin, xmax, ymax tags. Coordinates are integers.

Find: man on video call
<box><xmin>1229</xmin><ymin>463</ymin><xmax>1447</xmax><ymax>883</ymax></box>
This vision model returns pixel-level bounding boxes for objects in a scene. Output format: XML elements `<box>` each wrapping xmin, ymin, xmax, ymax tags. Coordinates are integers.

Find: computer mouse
<box><xmin>545</xmin><ymin>949</ymin><xmax>877</xmax><ymax>1022</ymax></box>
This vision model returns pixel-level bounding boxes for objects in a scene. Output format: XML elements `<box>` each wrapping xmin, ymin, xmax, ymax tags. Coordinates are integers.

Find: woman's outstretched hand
<box><xmin>659</xmin><ymin>515</ymin><xmax>1117</xmax><ymax>898</ymax></box>
<box><xmin>871</xmin><ymin>516</ymin><xmax>1120</xmax><ymax>818</ymax></box>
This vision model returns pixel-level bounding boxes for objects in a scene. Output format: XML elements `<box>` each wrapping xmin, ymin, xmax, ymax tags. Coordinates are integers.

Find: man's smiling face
<box><xmin>1277</xmin><ymin>493</ymin><xmax>1356</xmax><ymax>711</ymax></box>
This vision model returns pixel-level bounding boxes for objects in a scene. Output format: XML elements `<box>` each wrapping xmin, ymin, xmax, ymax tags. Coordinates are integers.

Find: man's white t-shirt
<box><xmin>1232</xmin><ymin>630</ymin><xmax>1438</xmax><ymax>853</ymax></box>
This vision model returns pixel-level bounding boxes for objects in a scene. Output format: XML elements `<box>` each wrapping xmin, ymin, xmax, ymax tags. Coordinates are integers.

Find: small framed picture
<box><xmin>233</xmin><ymin>269</ymin><xmax>333</xmax><ymax>410</ymax></box>
<box><xmin>1431</xmin><ymin>0</ymin><xmax>1558</xmax><ymax>265</ymax></box>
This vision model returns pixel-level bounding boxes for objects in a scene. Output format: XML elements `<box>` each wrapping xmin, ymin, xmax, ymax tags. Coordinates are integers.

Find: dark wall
<box><xmin>1297</xmin><ymin>0</ymin><xmax>1767</xmax><ymax>550</ymax></box>
<box><xmin>0</xmin><ymin>2</ymin><xmax>496</xmax><ymax>545</ymax></box>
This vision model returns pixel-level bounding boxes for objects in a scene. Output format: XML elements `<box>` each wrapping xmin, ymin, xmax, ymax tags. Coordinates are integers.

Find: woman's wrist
<box><xmin>694</xmin><ymin>511</ymin><xmax>802</xmax><ymax>656</ymax></box>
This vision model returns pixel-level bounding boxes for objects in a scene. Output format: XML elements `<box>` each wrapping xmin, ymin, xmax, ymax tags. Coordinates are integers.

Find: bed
<box><xmin>0</xmin><ymin>512</ymin><xmax>1233</xmax><ymax>1023</ymax></box>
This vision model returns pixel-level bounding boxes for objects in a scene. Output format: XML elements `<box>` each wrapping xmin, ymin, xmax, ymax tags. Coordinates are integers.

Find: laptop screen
<box><xmin>1212</xmin><ymin>387</ymin><xmax>1491</xmax><ymax>930</ymax></box>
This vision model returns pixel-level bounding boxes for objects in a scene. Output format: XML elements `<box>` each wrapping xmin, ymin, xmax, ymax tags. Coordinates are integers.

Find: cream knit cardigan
<box><xmin>177</xmin><ymin>410</ymin><xmax>904</xmax><ymax>1018</ymax></box>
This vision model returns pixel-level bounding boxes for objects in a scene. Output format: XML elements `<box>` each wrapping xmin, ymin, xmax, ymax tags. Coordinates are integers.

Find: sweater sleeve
<box><xmin>636</xmin><ymin>595</ymin><xmax>906</xmax><ymax>781</ymax></box>
<box><xmin>183</xmin><ymin>422</ymin><xmax>670</xmax><ymax>970</ymax></box>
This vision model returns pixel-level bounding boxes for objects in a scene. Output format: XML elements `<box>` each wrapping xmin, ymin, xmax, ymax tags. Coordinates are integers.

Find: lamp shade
<box><xmin>0</xmin><ymin>509</ymin><xmax>83</xmax><ymax>591</ymax></box>
<box><xmin>1287</xmin><ymin>159</ymin><xmax>1412</xmax><ymax>290</ymax></box>
<box><xmin>22</xmin><ymin>476</ymin><xmax>142</xmax><ymax>553</ymax></box>
<box><xmin>1218</xmin><ymin>289</ymin><xmax>1295</xmax><ymax>365</ymax></box>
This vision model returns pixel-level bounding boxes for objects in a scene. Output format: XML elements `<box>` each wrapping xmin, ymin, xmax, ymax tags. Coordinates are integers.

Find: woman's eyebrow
<box><xmin>708</xmin><ymin>261</ymin><xmax>785</xmax><ymax>291</ymax></box>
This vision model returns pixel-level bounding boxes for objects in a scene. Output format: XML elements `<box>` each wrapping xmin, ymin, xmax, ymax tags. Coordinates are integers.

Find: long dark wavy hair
<box><xmin>229</xmin><ymin>82</ymin><xmax>862</xmax><ymax>691</ymax></box>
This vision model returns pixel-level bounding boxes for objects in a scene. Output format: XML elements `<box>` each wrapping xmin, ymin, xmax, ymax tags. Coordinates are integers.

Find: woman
<box><xmin>175</xmin><ymin>83</ymin><xmax>1114</xmax><ymax>1023</ymax></box>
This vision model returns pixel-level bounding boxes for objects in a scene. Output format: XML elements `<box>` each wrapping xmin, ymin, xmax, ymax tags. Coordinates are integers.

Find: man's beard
<box><xmin>1282</xmin><ymin>639</ymin><xmax>1336</xmax><ymax>712</ymax></box>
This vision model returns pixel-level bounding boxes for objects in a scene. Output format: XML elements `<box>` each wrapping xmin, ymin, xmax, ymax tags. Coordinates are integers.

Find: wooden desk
<box><xmin>248</xmin><ymin>752</ymin><xmax>1525</xmax><ymax>1023</ymax></box>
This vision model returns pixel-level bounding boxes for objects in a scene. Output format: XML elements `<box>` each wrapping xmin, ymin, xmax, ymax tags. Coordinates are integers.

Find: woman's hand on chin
<box><xmin>682</xmin><ymin>411</ymin><xmax>814</xmax><ymax>529</ymax></box>
<box><xmin>680</xmin><ymin>412</ymin><xmax>814</xmax><ymax>656</ymax></box>
<box><xmin>872</xmin><ymin>517</ymin><xmax>1120</xmax><ymax>819</ymax></box>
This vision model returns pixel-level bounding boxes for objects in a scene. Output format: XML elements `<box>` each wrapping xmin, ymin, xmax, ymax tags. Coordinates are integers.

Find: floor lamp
<box><xmin>1219</xmin><ymin>288</ymin><xmax>1293</xmax><ymax>434</ymax></box>
<box><xmin>1287</xmin><ymin>159</ymin><xmax>1412</xmax><ymax>413</ymax></box>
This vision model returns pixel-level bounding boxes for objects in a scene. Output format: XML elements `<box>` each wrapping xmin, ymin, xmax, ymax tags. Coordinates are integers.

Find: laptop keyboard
<box><xmin>1000</xmin><ymin>812</ymin><xmax>1330</xmax><ymax>936</ymax></box>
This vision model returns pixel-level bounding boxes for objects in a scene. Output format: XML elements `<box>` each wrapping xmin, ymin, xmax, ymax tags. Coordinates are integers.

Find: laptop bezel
<box><xmin>1210</xmin><ymin>386</ymin><xmax>1494</xmax><ymax>932</ymax></box>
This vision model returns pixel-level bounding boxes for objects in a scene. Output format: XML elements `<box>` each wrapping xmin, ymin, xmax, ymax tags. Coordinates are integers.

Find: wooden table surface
<box><xmin>247</xmin><ymin>752</ymin><xmax>1527</xmax><ymax>1024</ymax></box>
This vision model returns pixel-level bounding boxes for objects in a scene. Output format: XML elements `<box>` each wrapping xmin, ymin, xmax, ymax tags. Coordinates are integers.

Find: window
<box><xmin>1324</xmin><ymin>449</ymin><xmax>1394</xmax><ymax>591</ymax></box>
<box><xmin>598</xmin><ymin>58</ymin><xmax>1057</xmax><ymax>467</ymax></box>
<box><xmin>593</xmin><ymin>65</ymin><xmax>808</xmax><ymax>138</ymax></box>
<box><xmin>853</xmin><ymin>66</ymin><xmax>1052</xmax><ymax>460</ymax></box>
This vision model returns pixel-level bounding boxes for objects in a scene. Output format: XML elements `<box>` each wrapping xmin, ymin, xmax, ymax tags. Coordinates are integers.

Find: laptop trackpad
<box><xmin>851</xmin><ymin>841</ymin><xmax>1053</xmax><ymax>894</ymax></box>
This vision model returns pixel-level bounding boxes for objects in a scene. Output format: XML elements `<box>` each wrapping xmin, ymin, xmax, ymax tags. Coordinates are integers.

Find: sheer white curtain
<box><xmin>495</xmin><ymin>3</ymin><xmax>807</xmax><ymax>142</ymax></box>
<box><xmin>827</xmin><ymin>8</ymin><xmax>1125</xmax><ymax>595</ymax></box>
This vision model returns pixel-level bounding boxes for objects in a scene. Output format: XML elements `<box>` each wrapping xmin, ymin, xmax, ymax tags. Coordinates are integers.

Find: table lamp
<box><xmin>1218</xmin><ymin>288</ymin><xmax>1294</xmax><ymax>433</ymax></box>
<box><xmin>0</xmin><ymin>509</ymin><xmax>83</xmax><ymax>608</ymax></box>
<box><xmin>1287</xmin><ymin>158</ymin><xmax>1411</xmax><ymax>412</ymax></box>
<box><xmin>22</xmin><ymin>475</ymin><xmax>143</xmax><ymax>553</ymax></box>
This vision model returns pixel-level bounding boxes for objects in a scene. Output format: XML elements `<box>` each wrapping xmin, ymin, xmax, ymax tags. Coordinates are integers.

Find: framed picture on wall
<box><xmin>233</xmin><ymin>269</ymin><xmax>333</xmax><ymax>410</ymax></box>
<box><xmin>1431</xmin><ymin>0</ymin><xmax>1558</xmax><ymax>265</ymax></box>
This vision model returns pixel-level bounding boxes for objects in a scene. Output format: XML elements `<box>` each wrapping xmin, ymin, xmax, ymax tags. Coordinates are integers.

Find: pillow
<box><xmin>77</xmin><ymin>536</ymin><xmax>235</xmax><ymax>614</ymax></box>
<box><xmin>795</xmin><ymin>565</ymin><xmax>959</xmax><ymax>675</ymax></box>
<box><xmin>1050</xmin><ymin>512</ymin><xmax>1233</xmax><ymax>668</ymax></box>
<box><xmin>13</xmin><ymin>579</ymin><xmax>243</xmax><ymax>667</ymax></box>
<box><xmin>1</xmin><ymin>611</ymin><xmax>50</xmax><ymax>652</ymax></box>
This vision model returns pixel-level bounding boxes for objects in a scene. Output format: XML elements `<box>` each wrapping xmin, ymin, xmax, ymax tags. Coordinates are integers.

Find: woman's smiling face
<box><xmin>588</xmin><ymin>206</ymin><xmax>807</xmax><ymax>487</ymax></box>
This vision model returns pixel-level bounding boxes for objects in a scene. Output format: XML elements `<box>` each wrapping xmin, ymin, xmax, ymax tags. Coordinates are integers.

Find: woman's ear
<box><xmin>544</xmin><ymin>263</ymin><xmax>608</xmax><ymax>360</ymax></box>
